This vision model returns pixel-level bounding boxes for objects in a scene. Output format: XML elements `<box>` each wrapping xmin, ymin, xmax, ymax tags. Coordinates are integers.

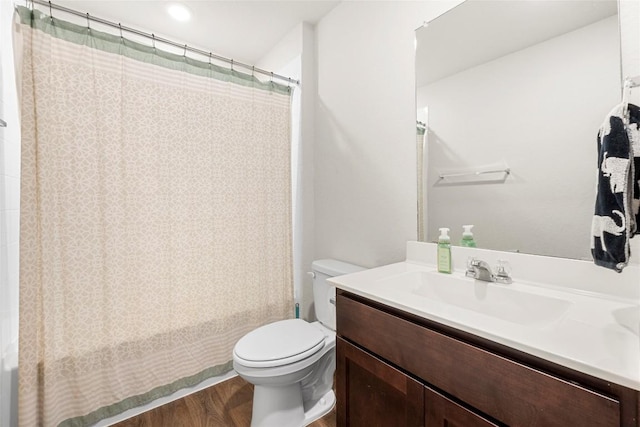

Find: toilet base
<box><xmin>251</xmin><ymin>383</ymin><xmax>304</xmax><ymax>427</ymax></box>
<box><xmin>250</xmin><ymin>384</ymin><xmax>335</xmax><ymax>427</ymax></box>
<box><xmin>303</xmin><ymin>389</ymin><xmax>335</xmax><ymax>426</ymax></box>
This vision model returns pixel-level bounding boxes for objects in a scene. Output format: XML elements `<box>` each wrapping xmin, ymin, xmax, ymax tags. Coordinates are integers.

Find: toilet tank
<box><xmin>311</xmin><ymin>259</ymin><xmax>366</xmax><ymax>330</ymax></box>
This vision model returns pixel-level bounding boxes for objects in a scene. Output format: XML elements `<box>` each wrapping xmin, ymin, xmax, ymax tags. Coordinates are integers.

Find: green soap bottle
<box><xmin>437</xmin><ymin>227</ymin><xmax>452</xmax><ymax>274</ymax></box>
<box><xmin>460</xmin><ymin>225</ymin><xmax>477</xmax><ymax>248</ymax></box>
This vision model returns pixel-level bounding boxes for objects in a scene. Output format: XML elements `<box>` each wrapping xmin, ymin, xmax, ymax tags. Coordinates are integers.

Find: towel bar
<box><xmin>438</xmin><ymin>168</ymin><xmax>510</xmax><ymax>180</ymax></box>
<box><xmin>625</xmin><ymin>75</ymin><xmax>640</xmax><ymax>89</ymax></box>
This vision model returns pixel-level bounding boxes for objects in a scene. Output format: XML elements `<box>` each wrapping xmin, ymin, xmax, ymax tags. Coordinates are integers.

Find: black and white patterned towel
<box><xmin>591</xmin><ymin>103</ymin><xmax>639</xmax><ymax>272</ymax></box>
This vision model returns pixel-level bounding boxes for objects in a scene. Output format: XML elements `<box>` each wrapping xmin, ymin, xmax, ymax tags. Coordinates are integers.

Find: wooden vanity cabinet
<box><xmin>337</xmin><ymin>337</ymin><xmax>498</xmax><ymax>427</ymax></box>
<box><xmin>336</xmin><ymin>337</ymin><xmax>424</xmax><ymax>426</ymax></box>
<box><xmin>336</xmin><ymin>290</ymin><xmax>640</xmax><ymax>427</ymax></box>
<box><xmin>424</xmin><ymin>387</ymin><xmax>500</xmax><ymax>427</ymax></box>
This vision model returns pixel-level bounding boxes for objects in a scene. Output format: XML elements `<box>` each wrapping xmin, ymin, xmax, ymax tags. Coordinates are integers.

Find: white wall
<box><xmin>620</xmin><ymin>0</ymin><xmax>640</xmax><ymax>99</ymax></box>
<box><xmin>0</xmin><ymin>0</ymin><xmax>20</xmax><ymax>425</ymax></box>
<box><xmin>314</xmin><ymin>1</ymin><xmax>462</xmax><ymax>268</ymax></box>
<box><xmin>418</xmin><ymin>16</ymin><xmax>620</xmax><ymax>260</ymax></box>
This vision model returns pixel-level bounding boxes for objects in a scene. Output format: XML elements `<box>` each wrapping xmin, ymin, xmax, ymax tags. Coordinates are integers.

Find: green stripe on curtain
<box><xmin>58</xmin><ymin>361</ymin><xmax>233</xmax><ymax>427</ymax></box>
<box><xmin>15</xmin><ymin>6</ymin><xmax>292</xmax><ymax>96</ymax></box>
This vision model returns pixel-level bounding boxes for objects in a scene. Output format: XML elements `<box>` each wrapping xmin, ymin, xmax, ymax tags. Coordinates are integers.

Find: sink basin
<box><xmin>372</xmin><ymin>270</ymin><xmax>571</xmax><ymax>327</ymax></box>
<box><xmin>612</xmin><ymin>306</ymin><xmax>640</xmax><ymax>336</ymax></box>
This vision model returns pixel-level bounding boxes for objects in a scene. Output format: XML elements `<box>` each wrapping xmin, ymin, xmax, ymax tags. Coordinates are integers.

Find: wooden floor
<box><xmin>113</xmin><ymin>375</ymin><xmax>336</xmax><ymax>427</ymax></box>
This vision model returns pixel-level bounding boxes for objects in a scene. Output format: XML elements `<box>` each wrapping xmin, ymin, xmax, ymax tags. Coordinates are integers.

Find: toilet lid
<box><xmin>234</xmin><ymin>319</ymin><xmax>325</xmax><ymax>367</ymax></box>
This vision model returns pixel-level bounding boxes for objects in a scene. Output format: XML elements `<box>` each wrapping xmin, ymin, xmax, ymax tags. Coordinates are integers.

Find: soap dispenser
<box><xmin>460</xmin><ymin>225</ymin><xmax>477</xmax><ymax>248</ymax></box>
<box><xmin>437</xmin><ymin>227</ymin><xmax>452</xmax><ymax>274</ymax></box>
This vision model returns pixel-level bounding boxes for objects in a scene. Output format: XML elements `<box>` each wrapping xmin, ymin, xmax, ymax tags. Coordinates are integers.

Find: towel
<box><xmin>591</xmin><ymin>103</ymin><xmax>640</xmax><ymax>272</ymax></box>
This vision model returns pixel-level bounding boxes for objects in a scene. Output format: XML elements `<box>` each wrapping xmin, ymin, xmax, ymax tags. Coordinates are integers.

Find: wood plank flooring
<box><xmin>113</xmin><ymin>375</ymin><xmax>336</xmax><ymax>427</ymax></box>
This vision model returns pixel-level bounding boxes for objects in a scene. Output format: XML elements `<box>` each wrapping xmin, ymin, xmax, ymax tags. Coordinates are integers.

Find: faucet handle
<box><xmin>494</xmin><ymin>260</ymin><xmax>513</xmax><ymax>284</ymax></box>
<box><xmin>465</xmin><ymin>256</ymin><xmax>477</xmax><ymax>277</ymax></box>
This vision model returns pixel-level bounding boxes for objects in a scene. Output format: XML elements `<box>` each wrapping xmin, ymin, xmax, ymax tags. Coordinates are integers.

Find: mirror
<box><xmin>416</xmin><ymin>0</ymin><xmax>621</xmax><ymax>260</ymax></box>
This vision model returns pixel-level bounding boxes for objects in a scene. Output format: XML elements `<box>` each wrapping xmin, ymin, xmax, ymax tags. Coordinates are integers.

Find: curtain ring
<box><xmin>183</xmin><ymin>44</ymin><xmax>187</xmax><ymax>57</ymax></box>
<box><xmin>251</xmin><ymin>66</ymin><xmax>255</xmax><ymax>77</ymax></box>
<box><xmin>118</xmin><ymin>23</ymin><xmax>123</xmax><ymax>41</ymax></box>
<box><xmin>86</xmin><ymin>12</ymin><xmax>91</xmax><ymax>32</ymax></box>
<box><xmin>230</xmin><ymin>59</ymin><xmax>234</xmax><ymax>71</ymax></box>
<box><xmin>151</xmin><ymin>34</ymin><xmax>156</xmax><ymax>50</ymax></box>
<box><xmin>208</xmin><ymin>52</ymin><xmax>212</xmax><ymax>66</ymax></box>
<box><xmin>48</xmin><ymin>1</ymin><xmax>53</xmax><ymax>22</ymax></box>
<box><xmin>270</xmin><ymin>72</ymin><xmax>274</xmax><ymax>83</ymax></box>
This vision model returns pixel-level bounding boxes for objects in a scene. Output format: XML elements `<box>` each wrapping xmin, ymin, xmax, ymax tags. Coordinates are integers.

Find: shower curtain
<box><xmin>417</xmin><ymin>125</ymin><xmax>426</xmax><ymax>242</ymax></box>
<box><xmin>15</xmin><ymin>7</ymin><xmax>293</xmax><ymax>427</ymax></box>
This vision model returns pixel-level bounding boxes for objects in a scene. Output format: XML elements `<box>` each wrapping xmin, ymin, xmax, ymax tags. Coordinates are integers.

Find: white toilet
<box><xmin>233</xmin><ymin>259</ymin><xmax>365</xmax><ymax>427</ymax></box>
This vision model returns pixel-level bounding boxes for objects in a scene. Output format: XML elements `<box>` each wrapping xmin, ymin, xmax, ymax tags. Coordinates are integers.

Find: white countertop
<box><xmin>330</xmin><ymin>259</ymin><xmax>640</xmax><ymax>391</ymax></box>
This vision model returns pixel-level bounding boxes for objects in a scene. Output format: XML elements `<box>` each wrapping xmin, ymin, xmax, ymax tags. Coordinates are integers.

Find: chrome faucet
<box><xmin>466</xmin><ymin>258</ymin><xmax>494</xmax><ymax>282</ymax></box>
<box><xmin>465</xmin><ymin>257</ymin><xmax>513</xmax><ymax>284</ymax></box>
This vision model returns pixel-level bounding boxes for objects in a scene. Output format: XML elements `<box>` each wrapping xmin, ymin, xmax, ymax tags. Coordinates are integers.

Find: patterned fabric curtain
<box><xmin>15</xmin><ymin>7</ymin><xmax>293</xmax><ymax>426</ymax></box>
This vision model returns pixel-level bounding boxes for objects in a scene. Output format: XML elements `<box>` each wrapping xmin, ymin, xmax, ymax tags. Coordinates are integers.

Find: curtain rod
<box><xmin>28</xmin><ymin>0</ymin><xmax>300</xmax><ymax>86</ymax></box>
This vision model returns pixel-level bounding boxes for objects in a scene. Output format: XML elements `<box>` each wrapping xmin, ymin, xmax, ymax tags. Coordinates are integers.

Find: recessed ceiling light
<box><xmin>167</xmin><ymin>3</ymin><xmax>191</xmax><ymax>22</ymax></box>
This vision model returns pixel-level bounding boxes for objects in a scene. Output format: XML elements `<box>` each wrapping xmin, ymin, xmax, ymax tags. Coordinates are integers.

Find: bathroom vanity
<box><xmin>331</xmin><ymin>243</ymin><xmax>640</xmax><ymax>427</ymax></box>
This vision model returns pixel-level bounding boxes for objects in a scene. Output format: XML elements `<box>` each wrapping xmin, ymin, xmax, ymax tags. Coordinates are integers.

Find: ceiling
<box><xmin>416</xmin><ymin>0</ymin><xmax>618</xmax><ymax>87</ymax></box>
<box><xmin>51</xmin><ymin>1</ymin><xmax>340</xmax><ymax>65</ymax></box>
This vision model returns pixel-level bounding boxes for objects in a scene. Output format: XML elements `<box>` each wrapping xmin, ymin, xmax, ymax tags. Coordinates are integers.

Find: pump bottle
<box><xmin>437</xmin><ymin>228</ymin><xmax>452</xmax><ymax>274</ymax></box>
<box><xmin>460</xmin><ymin>225</ymin><xmax>477</xmax><ymax>248</ymax></box>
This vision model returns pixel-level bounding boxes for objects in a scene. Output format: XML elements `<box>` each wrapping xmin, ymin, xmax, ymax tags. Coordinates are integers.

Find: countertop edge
<box><xmin>330</xmin><ymin>263</ymin><xmax>640</xmax><ymax>392</ymax></box>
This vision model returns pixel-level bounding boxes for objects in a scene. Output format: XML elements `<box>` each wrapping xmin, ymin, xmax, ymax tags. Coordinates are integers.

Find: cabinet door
<box><xmin>425</xmin><ymin>387</ymin><xmax>500</xmax><ymax>427</ymax></box>
<box><xmin>337</xmin><ymin>337</ymin><xmax>424</xmax><ymax>427</ymax></box>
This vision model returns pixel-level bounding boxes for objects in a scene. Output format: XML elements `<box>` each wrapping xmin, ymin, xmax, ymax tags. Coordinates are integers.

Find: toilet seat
<box><xmin>234</xmin><ymin>319</ymin><xmax>326</xmax><ymax>368</ymax></box>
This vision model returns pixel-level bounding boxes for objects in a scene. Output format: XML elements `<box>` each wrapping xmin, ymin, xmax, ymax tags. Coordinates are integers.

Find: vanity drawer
<box><xmin>337</xmin><ymin>292</ymin><xmax>621</xmax><ymax>427</ymax></box>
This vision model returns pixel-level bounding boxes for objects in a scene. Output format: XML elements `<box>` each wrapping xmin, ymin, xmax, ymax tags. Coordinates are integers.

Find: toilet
<box><xmin>233</xmin><ymin>259</ymin><xmax>365</xmax><ymax>427</ymax></box>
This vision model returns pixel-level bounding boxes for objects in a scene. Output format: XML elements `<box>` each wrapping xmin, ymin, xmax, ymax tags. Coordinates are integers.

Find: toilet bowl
<box><xmin>232</xmin><ymin>259</ymin><xmax>365</xmax><ymax>427</ymax></box>
<box><xmin>233</xmin><ymin>320</ymin><xmax>336</xmax><ymax>427</ymax></box>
